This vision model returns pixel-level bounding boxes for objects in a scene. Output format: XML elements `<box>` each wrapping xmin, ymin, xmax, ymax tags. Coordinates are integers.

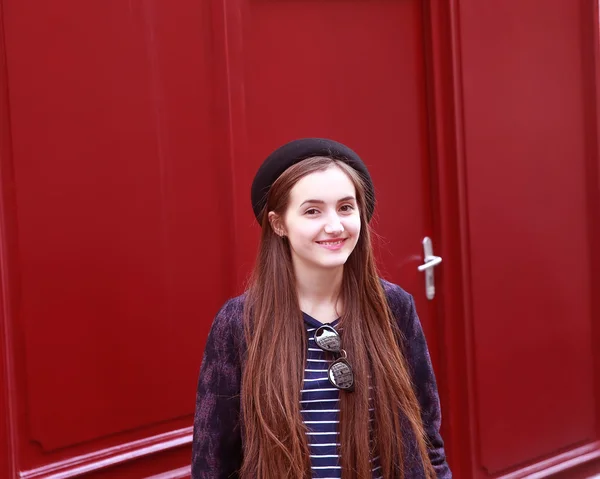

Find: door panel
<box><xmin>1</xmin><ymin>0</ymin><xmax>229</xmax><ymax>474</ymax></box>
<box><xmin>459</xmin><ymin>0</ymin><xmax>596</xmax><ymax>475</ymax></box>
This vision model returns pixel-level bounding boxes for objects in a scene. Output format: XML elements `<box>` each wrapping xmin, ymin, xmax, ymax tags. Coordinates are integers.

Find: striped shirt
<box><xmin>302</xmin><ymin>312</ymin><xmax>382</xmax><ymax>479</ymax></box>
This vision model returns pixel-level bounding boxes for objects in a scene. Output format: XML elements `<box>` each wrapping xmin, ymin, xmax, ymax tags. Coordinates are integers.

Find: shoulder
<box><xmin>214</xmin><ymin>293</ymin><xmax>246</xmax><ymax>323</ymax></box>
<box><xmin>206</xmin><ymin>293</ymin><xmax>247</xmax><ymax>353</ymax></box>
<box><xmin>379</xmin><ymin>278</ymin><xmax>421</xmax><ymax>341</ymax></box>
<box><xmin>379</xmin><ymin>278</ymin><xmax>414</xmax><ymax>317</ymax></box>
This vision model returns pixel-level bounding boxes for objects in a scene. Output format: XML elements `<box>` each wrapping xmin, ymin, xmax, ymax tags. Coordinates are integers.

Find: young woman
<box><xmin>192</xmin><ymin>138</ymin><xmax>451</xmax><ymax>478</ymax></box>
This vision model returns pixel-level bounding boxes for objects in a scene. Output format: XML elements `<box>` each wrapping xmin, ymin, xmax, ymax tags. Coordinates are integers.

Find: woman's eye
<box><xmin>305</xmin><ymin>208</ymin><xmax>319</xmax><ymax>215</ymax></box>
<box><xmin>340</xmin><ymin>204</ymin><xmax>354</xmax><ymax>212</ymax></box>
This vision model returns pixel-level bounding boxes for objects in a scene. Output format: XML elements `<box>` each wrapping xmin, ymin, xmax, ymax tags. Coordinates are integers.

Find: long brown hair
<box><xmin>241</xmin><ymin>157</ymin><xmax>435</xmax><ymax>478</ymax></box>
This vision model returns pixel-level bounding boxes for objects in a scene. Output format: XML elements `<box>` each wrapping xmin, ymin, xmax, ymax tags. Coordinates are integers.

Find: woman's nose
<box><xmin>324</xmin><ymin>216</ymin><xmax>344</xmax><ymax>235</ymax></box>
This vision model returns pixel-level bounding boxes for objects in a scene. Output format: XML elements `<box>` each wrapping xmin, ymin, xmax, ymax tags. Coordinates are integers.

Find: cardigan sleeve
<box><xmin>385</xmin><ymin>282</ymin><xmax>452</xmax><ymax>478</ymax></box>
<box><xmin>192</xmin><ymin>297</ymin><xmax>244</xmax><ymax>479</ymax></box>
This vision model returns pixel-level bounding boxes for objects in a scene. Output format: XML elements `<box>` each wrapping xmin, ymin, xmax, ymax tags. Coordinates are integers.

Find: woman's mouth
<box><xmin>316</xmin><ymin>238</ymin><xmax>347</xmax><ymax>251</ymax></box>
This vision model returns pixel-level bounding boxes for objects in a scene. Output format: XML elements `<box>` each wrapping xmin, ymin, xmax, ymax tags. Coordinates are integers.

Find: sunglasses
<box><xmin>313</xmin><ymin>324</ymin><xmax>355</xmax><ymax>392</ymax></box>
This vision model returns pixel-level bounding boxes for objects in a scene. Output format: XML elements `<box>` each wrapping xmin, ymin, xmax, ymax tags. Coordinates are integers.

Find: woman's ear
<box><xmin>268</xmin><ymin>211</ymin><xmax>286</xmax><ymax>237</ymax></box>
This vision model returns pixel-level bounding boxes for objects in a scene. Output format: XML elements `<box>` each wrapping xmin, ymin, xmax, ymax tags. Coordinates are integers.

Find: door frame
<box><xmin>0</xmin><ymin>0</ymin><xmax>19</xmax><ymax>475</ymax></box>
<box><xmin>421</xmin><ymin>0</ymin><xmax>473</xmax><ymax>476</ymax></box>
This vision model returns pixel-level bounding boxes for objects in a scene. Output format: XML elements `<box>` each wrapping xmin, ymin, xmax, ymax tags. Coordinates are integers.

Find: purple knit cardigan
<box><xmin>192</xmin><ymin>280</ymin><xmax>452</xmax><ymax>478</ymax></box>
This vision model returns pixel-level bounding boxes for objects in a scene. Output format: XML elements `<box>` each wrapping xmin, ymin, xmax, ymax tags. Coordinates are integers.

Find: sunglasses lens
<box><xmin>314</xmin><ymin>326</ymin><xmax>342</xmax><ymax>352</ymax></box>
<box><xmin>328</xmin><ymin>359</ymin><xmax>354</xmax><ymax>391</ymax></box>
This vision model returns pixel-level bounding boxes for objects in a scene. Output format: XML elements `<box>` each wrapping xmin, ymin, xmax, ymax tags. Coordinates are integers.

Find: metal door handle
<box><xmin>418</xmin><ymin>255</ymin><xmax>442</xmax><ymax>272</ymax></box>
<box><xmin>419</xmin><ymin>237</ymin><xmax>442</xmax><ymax>300</ymax></box>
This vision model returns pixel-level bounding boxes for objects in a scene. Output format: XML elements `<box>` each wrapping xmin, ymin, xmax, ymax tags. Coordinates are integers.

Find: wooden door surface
<box><xmin>0</xmin><ymin>0</ymin><xmax>226</xmax><ymax>477</ymax></box>
<box><xmin>452</xmin><ymin>0</ymin><xmax>600</xmax><ymax>477</ymax></box>
<box><xmin>221</xmin><ymin>0</ymin><xmax>450</xmax><ymax>466</ymax></box>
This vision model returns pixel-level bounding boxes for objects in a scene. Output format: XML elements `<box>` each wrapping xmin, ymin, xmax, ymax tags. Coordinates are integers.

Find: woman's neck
<box><xmin>294</xmin><ymin>265</ymin><xmax>343</xmax><ymax>322</ymax></box>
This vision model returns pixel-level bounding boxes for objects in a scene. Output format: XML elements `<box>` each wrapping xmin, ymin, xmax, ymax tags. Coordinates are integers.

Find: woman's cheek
<box><xmin>346</xmin><ymin>215</ymin><xmax>361</xmax><ymax>236</ymax></box>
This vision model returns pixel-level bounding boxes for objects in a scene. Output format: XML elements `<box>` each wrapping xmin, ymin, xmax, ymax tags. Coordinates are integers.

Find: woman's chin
<box><xmin>312</xmin><ymin>254</ymin><xmax>350</xmax><ymax>270</ymax></box>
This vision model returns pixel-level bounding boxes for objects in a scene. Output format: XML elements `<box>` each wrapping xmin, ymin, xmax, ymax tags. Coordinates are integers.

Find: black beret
<box><xmin>251</xmin><ymin>138</ymin><xmax>375</xmax><ymax>224</ymax></box>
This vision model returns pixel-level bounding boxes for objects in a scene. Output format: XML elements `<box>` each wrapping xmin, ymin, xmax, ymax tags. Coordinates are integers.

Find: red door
<box><xmin>440</xmin><ymin>0</ymin><xmax>600</xmax><ymax>477</ymax></box>
<box><xmin>222</xmin><ymin>0</ymin><xmax>449</xmax><ymax>462</ymax></box>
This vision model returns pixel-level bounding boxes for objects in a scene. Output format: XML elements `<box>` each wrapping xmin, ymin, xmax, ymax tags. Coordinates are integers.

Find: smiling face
<box><xmin>271</xmin><ymin>164</ymin><xmax>361</xmax><ymax>274</ymax></box>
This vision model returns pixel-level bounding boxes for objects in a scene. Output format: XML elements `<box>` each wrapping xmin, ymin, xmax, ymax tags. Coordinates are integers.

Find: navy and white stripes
<box><xmin>302</xmin><ymin>313</ymin><xmax>382</xmax><ymax>479</ymax></box>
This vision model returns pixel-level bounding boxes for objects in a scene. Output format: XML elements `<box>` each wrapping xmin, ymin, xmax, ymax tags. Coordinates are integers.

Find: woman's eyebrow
<box><xmin>299</xmin><ymin>196</ymin><xmax>356</xmax><ymax>207</ymax></box>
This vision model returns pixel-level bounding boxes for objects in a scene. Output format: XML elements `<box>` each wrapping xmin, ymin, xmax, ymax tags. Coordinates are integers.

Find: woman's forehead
<box><xmin>289</xmin><ymin>167</ymin><xmax>356</xmax><ymax>204</ymax></box>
